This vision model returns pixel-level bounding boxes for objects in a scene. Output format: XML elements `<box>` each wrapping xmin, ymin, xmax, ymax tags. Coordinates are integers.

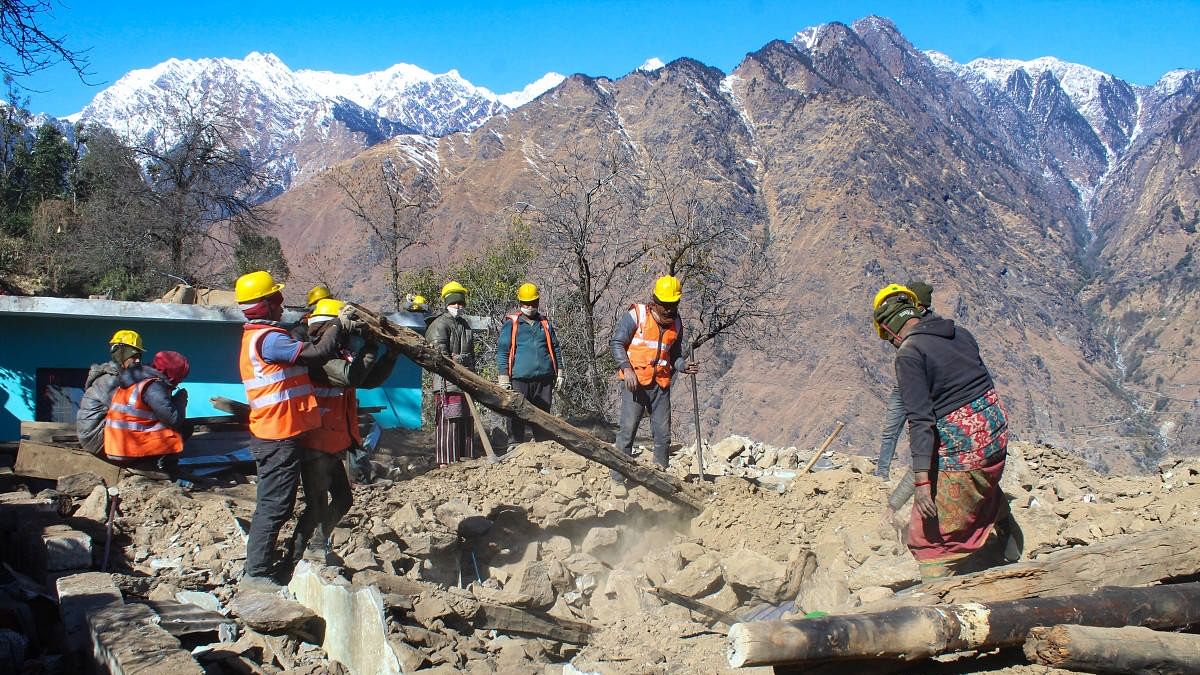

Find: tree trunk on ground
<box><xmin>1024</xmin><ymin>624</ymin><xmax>1200</xmax><ymax>674</ymax></box>
<box><xmin>351</xmin><ymin>304</ymin><xmax>710</xmax><ymax>511</ymax></box>
<box><xmin>726</xmin><ymin>582</ymin><xmax>1200</xmax><ymax>669</ymax></box>
<box><xmin>861</xmin><ymin>528</ymin><xmax>1200</xmax><ymax>612</ymax></box>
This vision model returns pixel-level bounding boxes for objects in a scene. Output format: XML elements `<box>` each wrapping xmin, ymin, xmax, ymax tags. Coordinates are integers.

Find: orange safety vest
<box><xmin>103</xmin><ymin>378</ymin><xmax>183</xmax><ymax>458</ymax></box>
<box><xmin>302</xmin><ymin>358</ymin><xmax>363</xmax><ymax>454</ymax></box>
<box><xmin>505</xmin><ymin>312</ymin><xmax>559</xmax><ymax>377</ymax></box>
<box><xmin>239</xmin><ymin>324</ymin><xmax>320</xmax><ymax>440</ymax></box>
<box><xmin>620</xmin><ymin>303</ymin><xmax>681</xmax><ymax>388</ymax></box>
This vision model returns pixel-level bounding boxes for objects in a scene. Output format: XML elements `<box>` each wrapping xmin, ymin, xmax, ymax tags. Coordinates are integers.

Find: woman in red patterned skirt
<box><xmin>873</xmin><ymin>288</ymin><xmax>1012</xmax><ymax>579</ymax></box>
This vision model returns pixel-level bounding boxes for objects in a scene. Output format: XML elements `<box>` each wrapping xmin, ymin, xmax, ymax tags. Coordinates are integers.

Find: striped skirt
<box><xmin>434</xmin><ymin>392</ymin><xmax>475</xmax><ymax>465</ymax></box>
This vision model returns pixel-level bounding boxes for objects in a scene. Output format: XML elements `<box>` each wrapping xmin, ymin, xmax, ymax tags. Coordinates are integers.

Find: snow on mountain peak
<box><xmin>1155</xmin><ymin>69</ymin><xmax>1197</xmax><ymax>94</ymax></box>
<box><xmin>493</xmin><ymin>72</ymin><xmax>566</xmax><ymax>108</ymax></box>
<box><xmin>791</xmin><ymin>24</ymin><xmax>831</xmax><ymax>51</ymax></box>
<box><xmin>638</xmin><ymin>57</ymin><xmax>666</xmax><ymax>72</ymax></box>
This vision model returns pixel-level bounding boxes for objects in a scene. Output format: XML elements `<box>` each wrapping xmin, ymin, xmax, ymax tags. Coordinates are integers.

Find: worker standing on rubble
<box><xmin>102</xmin><ymin>350</ymin><xmax>191</xmax><ymax>473</ymax></box>
<box><xmin>427</xmin><ymin>281</ymin><xmax>476</xmax><ymax>466</ymax></box>
<box><xmin>872</xmin><ymin>287</ymin><xmax>1010</xmax><ymax>579</ymax></box>
<box><xmin>77</xmin><ymin>330</ymin><xmax>145</xmax><ymax>455</ymax></box>
<box><xmin>496</xmin><ymin>283</ymin><xmax>563</xmax><ymax>449</ymax></box>
<box><xmin>292</xmin><ymin>298</ymin><xmax>399</xmax><ymax>564</ymax></box>
<box><xmin>611</xmin><ymin>275</ymin><xmax>698</xmax><ymax>480</ymax></box>
<box><xmin>874</xmin><ymin>281</ymin><xmax>933</xmax><ymax>479</ymax></box>
<box><xmin>235</xmin><ymin>270</ymin><xmax>352</xmax><ymax>591</ymax></box>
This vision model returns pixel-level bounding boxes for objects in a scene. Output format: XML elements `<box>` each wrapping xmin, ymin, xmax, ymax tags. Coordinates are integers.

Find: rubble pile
<box><xmin>3</xmin><ymin>437</ymin><xmax>1200</xmax><ymax>673</ymax></box>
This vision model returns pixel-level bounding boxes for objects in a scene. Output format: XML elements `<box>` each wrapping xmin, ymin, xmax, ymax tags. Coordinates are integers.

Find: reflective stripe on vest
<box><xmin>505</xmin><ymin>312</ymin><xmax>558</xmax><ymax>377</ymax></box>
<box><xmin>302</xmin><ymin>374</ymin><xmax>361</xmax><ymax>454</ymax></box>
<box><xmin>239</xmin><ymin>325</ymin><xmax>320</xmax><ymax>440</ymax></box>
<box><xmin>621</xmin><ymin>303</ymin><xmax>680</xmax><ymax>388</ymax></box>
<box><xmin>103</xmin><ymin>378</ymin><xmax>183</xmax><ymax>458</ymax></box>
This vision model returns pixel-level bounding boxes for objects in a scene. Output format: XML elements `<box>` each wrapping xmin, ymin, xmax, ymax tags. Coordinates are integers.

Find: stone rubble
<box><xmin>2</xmin><ymin>436</ymin><xmax>1200</xmax><ymax>673</ymax></box>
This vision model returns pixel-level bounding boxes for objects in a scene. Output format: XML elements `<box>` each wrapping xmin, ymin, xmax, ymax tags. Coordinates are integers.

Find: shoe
<box><xmin>302</xmin><ymin>545</ymin><xmax>336</xmax><ymax>565</ymax></box>
<box><xmin>239</xmin><ymin>574</ymin><xmax>284</xmax><ymax>594</ymax></box>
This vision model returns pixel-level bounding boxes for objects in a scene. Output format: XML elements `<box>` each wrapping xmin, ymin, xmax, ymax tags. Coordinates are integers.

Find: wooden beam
<box><xmin>349</xmin><ymin>304</ymin><xmax>710</xmax><ymax>511</ymax></box>
<box><xmin>14</xmin><ymin>440</ymin><xmax>124</xmax><ymax>485</ymax></box>
<box><xmin>473</xmin><ymin>603</ymin><xmax>594</xmax><ymax>644</ymax></box>
<box><xmin>1024</xmin><ymin>624</ymin><xmax>1200</xmax><ymax>674</ymax></box>
<box><xmin>726</xmin><ymin>582</ymin><xmax>1200</xmax><ymax>668</ymax></box>
<box><xmin>862</xmin><ymin>528</ymin><xmax>1200</xmax><ymax>611</ymax></box>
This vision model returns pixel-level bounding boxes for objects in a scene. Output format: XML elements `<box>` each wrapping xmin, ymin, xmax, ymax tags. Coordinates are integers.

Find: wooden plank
<box><xmin>14</xmin><ymin>440</ymin><xmax>124</xmax><ymax>485</ymax></box>
<box><xmin>1025</xmin><ymin>624</ymin><xmax>1200</xmax><ymax>674</ymax></box>
<box><xmin>350</xmin><ymin>303</ymin><xmax>710</xmax><ymax>511</ymax></box>
<box><xmin>727</xmin><ymin>582</ymin><xmax>1200</xmax><ymax>669</ymax></box>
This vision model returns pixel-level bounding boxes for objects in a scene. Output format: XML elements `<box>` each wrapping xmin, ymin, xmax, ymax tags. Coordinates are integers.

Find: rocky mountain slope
<box><xmin>261</xmin><ymin>16</ymin><xmax>1198</xmax><ymax>470</ymax></box>
<box><xmin>69</xmin><ymin>52</ymin><xmax>563</xmax><ymax>194</ymax></box>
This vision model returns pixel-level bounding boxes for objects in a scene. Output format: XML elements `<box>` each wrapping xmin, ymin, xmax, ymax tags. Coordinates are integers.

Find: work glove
<box><xmin>681</xmin><ymin>361</ymin><xmax>699</xmax><ymax>375</ymax></box>
<box><xmin>555</xmin><ymin>372</ymin><xmax>565</xmax><ymax>391</ymax></box>
<box><xmin>622</xmin><ymin>369</ymin><xmax>639</xmax><ymax>393</ymax></box>
<box><xmin>497</xmin><ymin>374</ymin><xmax>513</xmax><ymax>390</ymax></box>
<box><xmin>338</xmin><ymin>305</ymin><xmax>365</xmax><ymax>334</ymax></box>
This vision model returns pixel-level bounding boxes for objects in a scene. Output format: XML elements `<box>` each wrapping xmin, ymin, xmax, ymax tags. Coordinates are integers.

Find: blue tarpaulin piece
<box><xmin>177</xmin><ymin>448</ymin><xmax>253</xmax><ymax>467</ymax></box>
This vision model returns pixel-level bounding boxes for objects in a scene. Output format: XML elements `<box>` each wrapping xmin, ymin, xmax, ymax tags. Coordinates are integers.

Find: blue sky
<box><xmin>8</xmin><ymin>0</ymin><xmax>1200</xmax><ymax>117</ymax></box>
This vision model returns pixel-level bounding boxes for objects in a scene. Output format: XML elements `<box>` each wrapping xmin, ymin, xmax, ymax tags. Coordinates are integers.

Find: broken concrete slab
<box><xmin>289</xmin><ymin>562</ymin><xmax>410</xmax><ymax>674</ymax></box>
<box><xmin>511</xmin><ymin>560</ymin><xmax>556</xmax><ymax>609</ymax></box>
<box><xmin>14</xmin><ymin>440</ymin><xmax>124</xmax><ymax>485</ymax></box>
<box><xmin>88</xmin><ymin>602</ymin><xmax>203</xmax><ymax>674</ymax></box>
<box><xmin>720</xmin><ymin>550</ymin><xmax>788</xmax><ymax>604</ymax></box>
<box><xmin>40</xmin><ymin>524</ymin><xmax>92</xmax><ymax>571</ymax></box>
<box><xmin>56</xmin><ymin>571</ymin><xmax>123</xmax><ymax>654</ymax></box>
<box><xmin>662</xmin><ymin>554</ymin><xmax>723</xmax><ymax>599</ymax></box>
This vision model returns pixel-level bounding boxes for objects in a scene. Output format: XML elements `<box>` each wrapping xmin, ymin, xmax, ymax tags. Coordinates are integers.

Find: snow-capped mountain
<box><xmin>70</xmin><ymin>52</ymin><xmax>563</xmax><ymax>193</ymax></box>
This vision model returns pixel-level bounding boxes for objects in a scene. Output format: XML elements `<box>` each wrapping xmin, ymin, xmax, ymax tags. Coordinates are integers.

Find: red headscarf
<box><xmin>152</xmin><ymin>350</ymin><xmax>190</xmax><ymax>386</ymax></box>
<box><xmin>240</xmin><ymin>291</ymin><xmax>284</xmax><ymax>321</ymax></box>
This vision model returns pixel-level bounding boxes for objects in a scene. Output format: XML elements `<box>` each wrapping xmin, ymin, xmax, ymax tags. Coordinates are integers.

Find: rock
<box><xmin>711</xmin><ymin>436</ymin><xmax>751</xmax><ymax>462</ymax></box>
<box><xmin>511</xmin><ymin>560</ymin><xmax>556</xmax><ymax>609</ymax></box>
<box><xmin>435</xmin><ymin>499</ymin><xmax>493</xmax><ymax>537</ymax></box>
<box><xmin>540</xmin><ymin>535</ymin><xmax>573</xmax><ymax>559</ymax></box>
<box><xmin>700</xmin><ymin>583</ymin><xmax>740</xmax><ymax>613</ymax></box>
<box><xmin>342</xmin><ymin>548</ymin><xmax>380</xmax><ymax>573</ymax></box>
<box><xmin>720</xmin><ymin>550</ymin><xmax>788</xmax><ymax>603</ymax></box>
<box><xmin>176</xmin><ymin>590</ymin><xmax>224</xmax><ymax>614</ymax></box>
<box><xmin>847</xmin><ymin>455</ymin><xmax>875</xmax><ymax>474</ymax></box>
<box><xmin>58</xmin><ymin>472</ymin><xmax>105</xmax><ymax>499</ymax></box>
<box><xmin>39</xmin><ymin>525</ymin><xmax>92</xmax><ymax>571</ymax></box>
<box><xmin>403</xmin><ymin>531</ymin><xmax>458</xmax><ymax>556</ymax></box>
<box><xmin>855</xmin><ymin>585</ymin><xmax>895</xmax><ymax>604</ymax></box>
<box><xmin>231</xmin><ymin>591</ymin><xmax>324</xmax><ymax>640</ymax></box>
<box><xmin>386</xmin><ymin>503</ymin><xmax>422</xmax><ymax>534</ymax></box>
<box><xmin>663</xmin><ymin>553</ymin><xmax>723</xmax><ymax>598</ymax></box>
<box><xmin>75</xmin><ymin>485</ymin><xmax>109</xmax><ymax>523</ymax></box>
<box><xmin>1052</xmin><ymin>478</ymin><xmax>1083</xmax><ymax>502</ymax></box>
<box><xmin>757</xmin><ymin>447</ymin><xmax>779</xmax><ymax>469</ymax></box>
<box><xmin>672</xmin><ymin>542</ymin><xmax>706</xmax><ymax>563</ymax></box>
<box><xmin>413</xmin><ymin>594</ymin><xmax>455</xmax><ymax>627</ymax></box>
<box><xmin>552</xmin><ymin>477</ymin><xmax>585</xmax><ymax>499</ymax></box>
<box><xmin>562</xmin><ymin>552</ymin><xmax>605</xmax><ymax>578</ymax></box>
<box><xmin>580</xmin><ymin>527</ymin><xmax>620</xmax><ymax>557</ymax></box>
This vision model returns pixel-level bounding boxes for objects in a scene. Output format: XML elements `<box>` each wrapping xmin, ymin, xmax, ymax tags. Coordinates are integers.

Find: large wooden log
<box><xmin>862</xmin><ymin>528</ymin><xmax>1200</xmax><ymax>611</ymax></box>
<box><xmin>726</xmin><ymin>581</ymin><xmax>1200</xmax><ymax>668</ymax></box>
<box><xmin>350</xmin><ymin>304</ymin><xmax>710</xmax><ymax>511</ymax></box>
<box><xmin>1024</xmin><ymin>625</ymin><xmax>1200</xmax><ymax>674</ymax></box>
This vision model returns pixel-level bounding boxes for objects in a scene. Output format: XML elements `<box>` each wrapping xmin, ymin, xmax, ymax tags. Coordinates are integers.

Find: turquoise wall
<box><xmin>0</xmin><ymin>315</ymin><xmax>422</xmax><ymax>441</ymax></box>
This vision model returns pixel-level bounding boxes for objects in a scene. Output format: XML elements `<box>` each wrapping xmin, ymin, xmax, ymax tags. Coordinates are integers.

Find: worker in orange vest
<box><xmin>103</xmin><ymin>350</ymin><xmax>190</xmax><ymax>473</ymax></box>
<box><xmin>235</xmin><ymin>270</ymin><xmax>354</xmax><ymax>592</ymax></box>
<box><xmin>610</xmin><ymin>275</ymin><xmax>698</xmax><ymax>481</ymax></box>
<box><xmin>292</xmin><ymin>298</ymin><xmax>398</xmax><ymax>564</ymax></box>
<box><xmin>496</xmin><ymin>282</ymin><xmax>563</xmax><ymax>449</ymax></box>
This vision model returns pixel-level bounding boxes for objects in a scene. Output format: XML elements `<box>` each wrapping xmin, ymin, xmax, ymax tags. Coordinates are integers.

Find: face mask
<box><xmin>447</xmin><ymin>306</ymin><xmax>461</xmax><ymax>317</ymax></box>
<box><xmin>520</xmin><ymin>306</ymin><xmax>536</xmax><ymax>318</ymax></box>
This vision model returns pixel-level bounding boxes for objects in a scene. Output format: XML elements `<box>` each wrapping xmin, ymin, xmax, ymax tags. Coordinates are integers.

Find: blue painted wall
<box><xmin>0</xmin><ymin>314</ymin><xmax>422</xmax><ymax>441</ymax></box>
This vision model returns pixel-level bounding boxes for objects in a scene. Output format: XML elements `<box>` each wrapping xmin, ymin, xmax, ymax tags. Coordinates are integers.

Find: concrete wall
<box><xmin>0</xmin><ymin>314</ymin><xmax>422</xmax><ymax>441</ymax></box>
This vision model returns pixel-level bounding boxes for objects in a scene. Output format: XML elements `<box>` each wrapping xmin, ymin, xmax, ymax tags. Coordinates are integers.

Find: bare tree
<box><xmin>132</xmin><ymin>93</ymin><xmax>273</xmax><ymax>282</ymax></box>
<box><xmin>643</xmin><ymin>154</ymin><xmax>792</xmax><ymax>355</ymax></box>
<box><xmin>329</xmin><ymin>157</ymin><xmax>436</xmax><ymax>311</ymax></box>
<box><xmin>524</xmin><ymin>141</ymin><xmax>648</xmax><ymax>415</ymax></box>
<box><xmin>0</xmin><ymin>0</ymin><xmax>91</xmax><ymax>81</ymax></box>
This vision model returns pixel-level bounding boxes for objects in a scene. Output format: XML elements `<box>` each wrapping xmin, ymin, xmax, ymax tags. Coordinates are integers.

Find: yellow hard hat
<box><xmin>517</xmin><ymin>283</ymin><xmax>540</xmax><ymax>303</ymax></box>
<box><xmin>306</xmin><ymin>284</ymin><xmax>331</xmax><ymax>307</ymax></box>
<box><xmin>652</xmin><ymin>275</ymin><xmax>682</xmax><ymax>303</ymax></box>
<box><xmin>311</xmin><ymin>298</ymin><xmax>345</xmax><ymax>318</ymax></box>
<box><xmin>235</xmin><ymin>270</ymin><xmax>285</xmax><ymax>303</ymax></box>
<box><xmin>109</xmin><ymin>329</ymin><xmax>144</xmax><ymax>352</ymax></box>
<box><xmin>409</xmin><ymin>294</ymin><xmax>428</xmax><ymax>310</ymax></box>
<box><xmin>872</xmin><ymin>284</ymin><xmax>919</xmax><ymax>339</ymax></box>
<box><xmin>440</xmin><ymin>281</ymin><xmax>468</xmax><ymax>300</ymax></box>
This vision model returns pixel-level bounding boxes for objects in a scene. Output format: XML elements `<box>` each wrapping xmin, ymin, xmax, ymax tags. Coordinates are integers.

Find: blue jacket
<box><xmin>496</xmin><ymin>312</ymin><xmax>562</xmax><ymax>380</ymax></box>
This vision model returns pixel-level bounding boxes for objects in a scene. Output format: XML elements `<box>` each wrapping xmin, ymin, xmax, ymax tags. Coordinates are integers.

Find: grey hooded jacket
<box><xmin>76</xmin><ymin>362</ymin><xmax>121</xmax><ymax>454</ymax></box>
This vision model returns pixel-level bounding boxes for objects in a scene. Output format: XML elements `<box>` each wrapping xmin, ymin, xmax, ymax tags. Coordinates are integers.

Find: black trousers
<box><xmin>244</xmin><ymin>436</ymin><xmax>302</xmax><ymax>577</ymax></box>
<box><xmin>508</xmin><ymin>375</ymin><xmax>555</xmax><ymax>444</ymax></box>
<box><xmin>292</xmin><ymin>450</ymin><xmax>352</xmax><ymax>555</ymax></box>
